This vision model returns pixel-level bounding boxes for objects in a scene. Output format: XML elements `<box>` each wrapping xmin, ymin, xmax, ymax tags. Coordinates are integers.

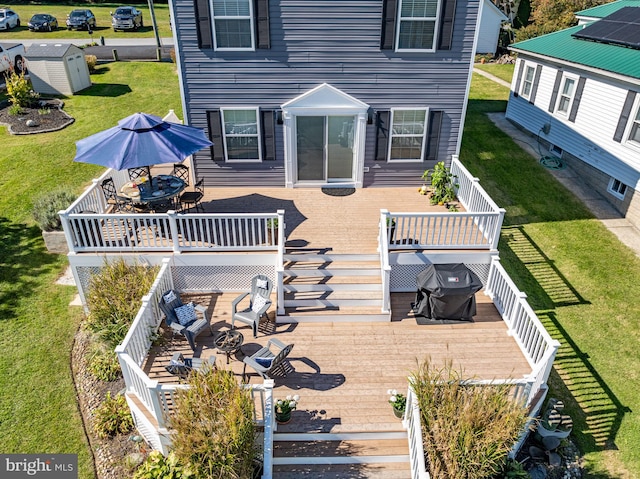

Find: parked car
<box><xmin>111</xmin><ymin>6</ymin><xmax>143</xmax><ymax>31</ymax></box>
<box><xmin>66</xmin><ymin>9</ymin><xmax>96</xmax><ymax>31</ymax></box>
<box><xmin>0</xmin><ymin>8</ymin><xmax>20</xmax><ymax>30</ymax></box>
<box><xmin>28</xmin><ymin>14</ymin><xmax>58</xmax><ymax>32</ymax></box>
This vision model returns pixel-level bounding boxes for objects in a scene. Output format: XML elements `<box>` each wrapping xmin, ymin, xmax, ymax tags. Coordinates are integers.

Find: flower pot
<box><xmin>276</xmin><ymin>411</ymin><xmax>292</xmax><ymax>424</ymax></box>
<box><xmin>536</xmin><ymin>422</ymin><xmax>571</xmax><ymax>439</ymax></box>
<box><xmin>392</xmin><ymin>407</ymin><xmax>404</xmax><ymax>419</ymax></box>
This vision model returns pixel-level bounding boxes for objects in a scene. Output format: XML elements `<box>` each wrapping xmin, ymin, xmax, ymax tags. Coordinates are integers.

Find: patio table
<box><xmin>119</xmin><ymin>174</ymin><xmax>186</xmax><ymax>209</ymax></box>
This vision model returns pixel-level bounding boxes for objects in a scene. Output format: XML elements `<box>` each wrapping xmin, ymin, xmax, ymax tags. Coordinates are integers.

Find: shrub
<box><xmin>422</xmin><ymin>161</ymin><xmax>458</xmax><ymax>205</ymax></box>
<box><xmin>93</xmin><ymin>391</ymin><xmax>134</xmax><ymax>439</ymax></box>
<box><xmin>32</xmin><ymin>189</ymin><xmax>77</xmax><ymax>231</ymax></box>
<box><xmin>8</xmin><ymin>104</ymin><xmax>23</xmax><ymax>115</ymax></box>
<box><xmin>133</xmin><ymin>451</ymin><xmax>194</xmax><ymax>479</ymax></box>
<box><xmin>170</xmin><ymin>368</ymin><xmax>257</xmax><ymax>478</ymax></box>
<box><xmin>85</xmin><ymin>259</ymin><xmax>159</xmax><ymax>348</ymax></box>
<box><xmin>5</xmin><ymin>69</ymin><xmax>39</xmax><ymax>108</ymax></box>
<box><xmin>411</xmin><ymin>359</ymin><xmax>528</xmax><ymax>479</ymax></box>
<box><xmin>85</xmin><ymin>54</ymin><xmax>98</xmax><ymax>73</ymax></box>
<box><xmin>87</xmin><ymin>346</ymin><xmax>122</xmax><ymax>382</ymax></box>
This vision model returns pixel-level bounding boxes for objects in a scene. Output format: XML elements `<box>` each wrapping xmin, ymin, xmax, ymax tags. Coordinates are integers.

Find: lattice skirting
<box><xmin>390</xmin><ymin>263</ymin><xmax>491</xmax><ymax>292</ymax></box>
<box><xmin>172</xmin><ymin>265</ymin><xmax>276</xmax><ymax>292</ymax></box>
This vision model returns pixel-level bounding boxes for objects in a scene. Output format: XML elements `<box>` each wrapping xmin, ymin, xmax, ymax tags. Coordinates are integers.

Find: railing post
<box><xmin>262</xmin><ymin>379</ymin><xmax>275</xmax><ymax>479</ymax></box>
<box><xmin>58</xmin><ymin>210</ymin><xmax>77</xmax><ymax>253</ymax></box>
<box><xmin>379</xmin><ymin>210</ymin><xmax>391</xmax><ymax>313</ymax></box>
<box><xmin>167</xmin><ymin>211</ymin><xmax>181</xmax><ymax>253</ymax></box>
<box><xmin>491</xmin><ymin>208</ymin><xmax>506</xmax><ymax>250</ymax></box>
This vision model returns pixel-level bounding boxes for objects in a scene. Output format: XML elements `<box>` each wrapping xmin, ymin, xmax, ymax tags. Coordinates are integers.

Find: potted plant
<box><xmin>32</xmin><ymin>189</ymin><xmax>77</xmax><ymax>254</ymax></box>
<box><xmin>387</xmin><ymin>389</ymin><xmax>406</xmax><ymax>419</ymax></box>
<box><xmin>275</xmin><ymin>394</ymin><xmax>299</xmax><ymax>424</ymax></box>
<box><xmin>536</xmin><ymin>398</ymin><xmax>573</xmax><ymax>439</ymax></box>
<box><xmin>266</xmin><ymin>217</ymin><xmax>279</xmax><ymax>245</ymax></box>
<box><xmin>421</xmin><ymin>161</ymin><xmax>458</xmax><ymax>206</ymax></box>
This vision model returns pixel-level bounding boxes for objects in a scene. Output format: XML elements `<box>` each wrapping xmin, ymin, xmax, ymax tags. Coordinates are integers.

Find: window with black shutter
<box><xmin>194</xmin><ymin>0</ymin><xmax>213</xmax><ymax>49</ymax></box>
<box><xmin>375</xmin><ymin>110</ymin><xmax>390</xmax><ymax>160</ymax></box>
<box><xmin>261</xmin><ymin>109</ymin><xmax>276</xmax><ymax>160</ymax></box>
<box><xmin>613</xmin><ymin>90</ymin><xmax>637</xmax><ymax>143</ymax></box>
<box><xmin>425</xmin><ymin>110</ymin><xmax>442</xmax><ymax>161</ymax></box>
<box><xmin>254</xmin><ymin>0</ymin><xmax>270</xmax><ymax>49</ymax></box>
<box><xmin>206</xmin><ymin>110</ymin><xmax>225</xmax><ymax>161</ymax></box>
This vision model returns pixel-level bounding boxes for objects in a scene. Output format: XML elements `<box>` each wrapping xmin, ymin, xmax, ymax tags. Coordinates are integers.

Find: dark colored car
<box><xmin>28</xmin><ymin>14</ymin><xmax>58</xmax><ymax>32</ymax></box>
<box><xmin>111</xmin><ymin>6</ymin><xmax>143</xmax><ymax>31</ymax></box>
<box><xmin>66</xmin><ymin>9</ymin><xmax>96</xmax><ymax>31</ymax></box>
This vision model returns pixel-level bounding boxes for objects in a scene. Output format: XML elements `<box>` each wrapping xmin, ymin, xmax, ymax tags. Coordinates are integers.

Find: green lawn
<box><xmin>0</xmin><ymin>61</ymin><xmax>182</xmax><ymax>479</ymax></box>
<box><xmin>0</xmin><ymin>2</ymin><xmax>172</xmax><ymax>41</ymax></box>
<box><xmin>465</xmin><ymin>64</ymin><xmax>640</xmax><ymax>478</ymax></box>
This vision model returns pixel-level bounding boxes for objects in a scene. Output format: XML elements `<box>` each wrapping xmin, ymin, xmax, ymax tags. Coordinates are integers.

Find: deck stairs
<box><xmin>278</xmin><ymin>250</ymin><xmax>389</xmax><ymax>323</ymax></box>
<box><xmin>271</xmin><ymin>430</ymin><xmax>411</xmax><ymax>478</ymax></box>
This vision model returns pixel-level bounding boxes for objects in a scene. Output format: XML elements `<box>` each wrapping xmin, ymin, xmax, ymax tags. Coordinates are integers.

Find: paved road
<box><xmin>474</xmin><ymin>67</ymin><xmax>640</xmax><ymax>257</ymax></box>
<box><xmin>11</xmin><ymin>37</ymin><xmax>174</xmax><ymax>47</ymax></box>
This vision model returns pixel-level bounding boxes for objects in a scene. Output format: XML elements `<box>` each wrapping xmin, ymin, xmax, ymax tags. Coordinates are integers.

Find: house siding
<box><xmin>506</xmin><ymin>55</ymin><xmax>640</xmax><ymax>227</ymax></box>
<box><xmin>174</xmin><ymin>0</ymin><xmax>479</xmax><ymax>187</ymax></box>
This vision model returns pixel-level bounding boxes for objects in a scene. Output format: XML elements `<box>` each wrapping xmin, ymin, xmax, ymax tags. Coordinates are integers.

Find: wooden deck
<box><xmin>145</xmin><ymin>291</ymin><xmax>531</xmax><ymax>434</ymax></box>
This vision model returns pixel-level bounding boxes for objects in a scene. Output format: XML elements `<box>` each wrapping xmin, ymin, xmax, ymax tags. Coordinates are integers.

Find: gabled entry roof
<box><xmin>282</xmin><ymin>83</ymin><xmax>369</xmax><ymax>110</ymax></box>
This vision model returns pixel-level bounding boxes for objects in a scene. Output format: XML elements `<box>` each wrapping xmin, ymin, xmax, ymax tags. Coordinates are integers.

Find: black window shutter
<box><xmin>207</xmin><ymin>110</ymin><xmax>225</xmax><ymax>161</ymax></box>
<box><xmin>548</xmin><ymin>70</ymin><xmax>563</xmax><ymax>113</ymax></box>
<box><xmin>195</xmin><ymin>0</ymin><xmax>213</xmax><ymax>49</ymax></box>
<box><xmin>513</xmin><ymin>61</ymin><xmax>524</xmax><ymax>98</ymax></box>
<box><xmin>529</xmin><ymin>65</ymin><xmax>542</xmax><ymax>104</ymax></box>
<box><xmin>375</xmin><ymin>110</ymin><xmax>390</xmax><ymax>161</ymax></box>
<box><xmin>254</xmin><ymin>0</ymin><xmax>270</xmax><ymax>49</ymax></box>
<box><xmin>261</xmin><ymin>109</ymin><xmax>276</xmax><ymax>160</ymax></box>
<box><xmin>613</xmin><ymin>90</ymin><xmax>637</xmax><ymax>143</ymax></box>
<box><xmin>568</xmin><ymin>77</ymin><xmax>586</xmax><ymax>122</ymax></box>
<box><xmin>425</xmin><ymin>110</ymin><xmax>443</xmax><ymax>161</ymax></box>
<box><xmin>380</xmin><ymin>0</ymin><xmax>397</xmax><ymax>50</ymax></box>
<box><xmin>438</xmin><ymin>0</ymin><xmax>456</xmax><ymax>50</ymax></box>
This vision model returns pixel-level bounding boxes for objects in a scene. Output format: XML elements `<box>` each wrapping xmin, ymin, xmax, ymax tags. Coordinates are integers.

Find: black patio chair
<box><xmin>101</xmin><ymin>177</ymin><xmax>131</xmax><ymax>212</ymax></box>
<box><xmin>172</xmin><ymin>163</ymin><xmax>190</xmax><ymax>186</ymax></box>
<box><xmin>128</xmin><ymin>166</ymin><xmax>151</xmax><ymax>182</ymax></box>
<box><xmin>178</xmin><ymin>178</ymin><xmax>205</xmax><ymax>213</ymax></box>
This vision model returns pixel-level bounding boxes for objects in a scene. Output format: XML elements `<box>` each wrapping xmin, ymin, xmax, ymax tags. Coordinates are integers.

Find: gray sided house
<box><xmin>170</xmin><ymin>0</ymin><xmax>482</xmax><ymax>188</ymax></box>
<box><xmin>506</xmin><ymin>4</ymin><xmax>640</xmax><ymax>229</ymax></box>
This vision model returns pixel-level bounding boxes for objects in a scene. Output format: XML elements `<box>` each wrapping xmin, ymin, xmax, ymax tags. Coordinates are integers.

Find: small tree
<box><xmin>170</xmin><ymin>368</ymin><xmax>257</xmax><ymax>479</ymax></box>
<box><xmin>422</xmin><ymin>161</ymin><xmax>458</xmax><ymax>205</ymax></box>
<box><xmin>411</xmin><ymin>359</ymin><xmax>528</xmax><ymax>479</ymax></box>
<box><xmin>5</xmin><ymin>69</ymin><xmax>38</xmax><ymax>110</ymax></box>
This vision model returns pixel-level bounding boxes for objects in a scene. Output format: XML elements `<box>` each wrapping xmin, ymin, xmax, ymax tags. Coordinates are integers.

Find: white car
<box><xmin>0</xmin><ymin>9</ymin><xmax>20</xmax><ymax>30</ymax></box>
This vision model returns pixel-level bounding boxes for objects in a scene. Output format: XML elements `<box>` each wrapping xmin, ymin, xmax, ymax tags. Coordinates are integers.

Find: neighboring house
<box><xmin>574</xmin><ymin>0</ymin><xmax>640</xmax><ymax>24</ymax></box>
<box><xmin>476</xmin><ymin>0</ymin><xmax>508</xmax><ymax>55</ymax></box>
<box><xmin>505</xmin><ymin>6</ymin><xmax>640</xmax><ymax>229</ymax></box>
<box><xmin>170</xmin><ymin>0</ymin><xmax>482</xmax><ymax>188</ymax></box>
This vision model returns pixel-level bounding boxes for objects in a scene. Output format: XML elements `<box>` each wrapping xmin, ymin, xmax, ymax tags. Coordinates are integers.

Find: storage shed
<box><xmin>25</xmin><ymin>43</ymin><xmax>91</xmax><ymax>95</ymax></box>
<box><xmin>477</xmin><ymin>0</ymin><xmax>509</xmax><ymax>54</ymax></box>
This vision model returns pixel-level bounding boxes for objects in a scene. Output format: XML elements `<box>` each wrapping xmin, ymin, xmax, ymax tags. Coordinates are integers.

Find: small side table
<box><xmin>214</xmin><ymin>330</ymin><xmax>244</xmax><ymax>364</ymax></box>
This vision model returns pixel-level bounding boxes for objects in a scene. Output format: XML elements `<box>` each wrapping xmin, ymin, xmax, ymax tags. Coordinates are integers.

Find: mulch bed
<box><xmin>0</xmin><ymin>98</ymin><xmax>75</xmax><ymax>134</ymax></box>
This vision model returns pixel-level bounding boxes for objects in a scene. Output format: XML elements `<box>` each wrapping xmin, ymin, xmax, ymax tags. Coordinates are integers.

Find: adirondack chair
<box><xmin>165</xmin><ymin>352</ymin><xmax>216</xmax><ymax>381</ymax></box>
<box><xmin>159</xmin><ymin>289</ymin><xmax>213</xmax><ymax>351</ymax></box>
<box><xmin>242</xmin><ymin>338</ymin><xmax>294</xmax><ymax>381</ymax></box>
<box><xmin>231</xmin><ymin>275</ymin><xmax>273</xmax><ymax>338</ymax></box>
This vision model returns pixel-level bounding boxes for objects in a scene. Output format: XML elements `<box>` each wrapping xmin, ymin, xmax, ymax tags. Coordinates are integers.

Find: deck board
<box><xmin>145</xmin><ymin>291</ymin><xmax>531</xmax><ymax>433</ymax></box>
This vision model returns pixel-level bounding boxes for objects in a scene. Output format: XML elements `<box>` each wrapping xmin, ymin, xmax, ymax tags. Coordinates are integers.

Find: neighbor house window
<box><xmin>388</xmin><ymin>109</ymin><xmax>428</xmax><ymax>161</ymax></box>
<box><xmin>627</xmin><ymin>105</ymin><xmax>640</xmax><ymax>145</ymax></box>
<box><xmin>521</xmin><ymin>65</ymin><xmax>535</xmax><ymax>99</ymax></box>
<box><xmin>557</xmin><ymin>76</ymin><xmax>576</xmax><ymax>114</ymax></box>
<box><xmin>212</xmin><ymin>0</ymin><xmax>254</xmax><ymax>50</ymax></box>
<box><xmin>608</xmin><ymin>178</ymin><xmax>627</xmax><ymax>200</ymax></box>
<box><xmin>221</xmin><ymin>108</ymin><xmax>261</xmax><ymax>161</ymax></box>
<box><xmin>396</xmin><ymin>0</ymin><xmax>440</xmax><ymax>51</ymax></box>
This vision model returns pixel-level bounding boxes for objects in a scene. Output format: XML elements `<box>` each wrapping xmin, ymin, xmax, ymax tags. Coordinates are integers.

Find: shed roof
<box><xmin>25</xmin><ymin>43</ymin><xmax>79</xmax><ymax>58</ymax></box>
<box><xmin>509</xmin><ymin>23</ymin><xmax>640</xmax><ymax>81</ymax></box>
<box><xmin>575</xmin><ymin>0</ymin><xmax>640</xmax><ymax>19</ymax></box>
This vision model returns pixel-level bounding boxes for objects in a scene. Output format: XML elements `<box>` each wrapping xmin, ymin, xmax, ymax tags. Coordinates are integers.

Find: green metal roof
<box><xmin>510</xmin><ymin>24</ymin><xmax>640</xmax><ymax>80</ymax></box>
<box><xmin>575</xmin><ymin>0</ymin><xmax>640</xmax><ymax>18</ymax></box>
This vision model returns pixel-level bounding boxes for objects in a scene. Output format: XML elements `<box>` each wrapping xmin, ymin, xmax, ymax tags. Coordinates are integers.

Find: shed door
<box><xmin>67</xmin><ymin>54</ymin><xmax>90</xmax><ymax>92</ymax></box>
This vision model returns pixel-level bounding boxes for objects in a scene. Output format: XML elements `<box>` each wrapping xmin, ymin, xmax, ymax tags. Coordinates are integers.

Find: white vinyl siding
<box><xmin>521</xmin><ymin>65</ymin><xmax>535</xmax><ymax>99</ymax></box>
<box><xmin>221</xmin><ymin>108</ymin><xmax>261</xmax><ymax>161</ymax></box>
<box><xmin>212</xmin><ymin>0</ymin><xmax>254</xmax><ymax>50</ymax></box>
<box><xmin>556</xmin><ymin>75</ymin><xmax>576</xmax><ymax>115</ymax></box>
<box><xmin>388</xmin><ymin>108</ymin><xmax>428</xmax><ymax>162</ymax></box>
<box><xmin>396</xmin><ymin>0</ymin><xmax>440</xmax><ymax>52</ymax></box>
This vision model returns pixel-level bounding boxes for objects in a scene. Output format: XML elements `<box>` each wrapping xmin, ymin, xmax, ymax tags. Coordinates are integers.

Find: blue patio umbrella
<box><xmin>73</xmin><ymin>112</ymin><xmax>212</xmax><ymax>172</ymax></box>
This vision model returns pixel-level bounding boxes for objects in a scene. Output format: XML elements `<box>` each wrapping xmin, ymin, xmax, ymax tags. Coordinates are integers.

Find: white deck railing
<box><xmin>405</xmin><ymin>386</ymin><xmax>429</xmax><ymax>479</ymax></box>
<box><xmin>379</xmin><ymin>210</ymin><xmax>392</xmax><ymax>313</ymax></box>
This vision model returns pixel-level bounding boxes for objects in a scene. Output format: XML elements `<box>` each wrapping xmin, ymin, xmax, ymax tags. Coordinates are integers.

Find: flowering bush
<box><xmin>276</xmin><ymin>395</ymin><xmax>300</xmax><ymax>415</ymax></box>
<box><xmin>387</xmin><ymin>389</ymin><xmax>406</xmax><ymax>411</ymax></box>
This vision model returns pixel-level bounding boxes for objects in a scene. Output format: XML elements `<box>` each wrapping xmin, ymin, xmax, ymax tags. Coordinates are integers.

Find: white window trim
<box><xmin>608</xmin><ymin>177</ymin><xmax>627</xmax><ymax>200</ymax></box>
<box><xmin>387</xmin><ymin>107</ymin><xmax>429</xmax><ymax>163</ymax></box>
<box><xmin>520</xmin><ymin>64</ymin><xmax>536</xmax><ymax>100</ymax></box>
<box><xmin>555</xmin><ymin>73</ymin><xmax>579</xmax><ymax>117</ymax></box>
<box><xmin>211</xmin><ymin>0</ymin><xmax>255</xmax><ymax>51</ymax></box>
<box><xmin>395</xmin><ymin>0</ymin><xmax>441</xmax><ymax>53</ymax></box>
<box><xmin>220</xmin><ymin>107</ymin><xmax>262</xmax><ymax>163</ymax></box>
<box><xmin>624</xmin><ymin>95</ymin><xmax>640</xmax><ymax>150</ymax></box>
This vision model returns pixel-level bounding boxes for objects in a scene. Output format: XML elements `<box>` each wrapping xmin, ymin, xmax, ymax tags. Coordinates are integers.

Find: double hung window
<box><xmin>521</xmin><ymin>66</ymin><xmax>535</xmax><ymax>99</ymax></box>
<box><xmin>608</xmin><ymin>178</ymin><xmax>627</xmax><ymax>200</ymax></box>
<box><xmin>213</xmin><ymin>0</ymin><xmax>254</xmax><ymax>50</ymax></box>
<box><xmin>389</xmin><ymin>109</ymin><xmax>428</xmax><ymax>162</ymax></box>
<box><xmin>627</xmin><ymin>104</ymin><xmax>640</xmax><ymax>145</ymax></box>
<box><xmin>221</xmin><ymin>108</ymin><xmax>261</xmax><ymax>161</ymax></box>
<box><xmin>397</xmin><ymin>0</ymin><xmax>440</xmax><ymax>51</ymax></box>
<box><xmin>557</xmin><ymin>76</ymin><xmax>576</xmax><ymax>115</ymax></box>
